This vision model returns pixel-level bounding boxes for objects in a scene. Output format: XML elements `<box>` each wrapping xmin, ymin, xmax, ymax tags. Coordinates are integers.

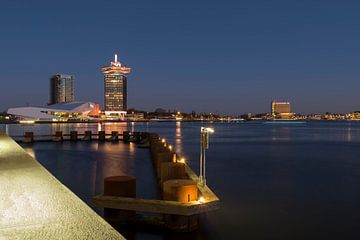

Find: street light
<box><xmin>199</xmin><ymin>127</ymin><xmax>214</xmax><ymax>186</ymax></box>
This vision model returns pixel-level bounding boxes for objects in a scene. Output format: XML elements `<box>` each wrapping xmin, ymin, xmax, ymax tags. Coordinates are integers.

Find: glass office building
<box><xmin>101</xmin><ymin>55</ymin><xmax>131</xmax><ymax>111</ymax></box>
<box><xmin>271</xmin><ymin>101</ymin><xmax>293</xmax><ymax>118</ymax></box>
<box><xmin>49</xmin><ymin>74</ymin><xmax>74</xmax><ymax>105</ymax></box>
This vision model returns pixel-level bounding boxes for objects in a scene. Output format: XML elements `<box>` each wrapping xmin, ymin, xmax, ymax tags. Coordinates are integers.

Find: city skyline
<box><xmin>1</xmin><ymin>1</ymin><xmax>360</xmax><ymax>115</ymax></box>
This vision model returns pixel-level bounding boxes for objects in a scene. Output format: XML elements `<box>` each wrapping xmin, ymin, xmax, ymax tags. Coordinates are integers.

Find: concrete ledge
<box><xmin>92</xmin><ymin>196</ymin><xmax>219</xmax><ymax>216</ymax></box>
<box><xmin>92</xmin><ymin>163</ymin><xmax>220</xmax><ymax>217</ymax></box>
<box><xmin>184</xmin><ymin>164</ymin><xmax>220</xmax><ymax>202</ymax></box>
<box><xmin>0</xmin><ymin>132</ymin><xmax>125</xmax><ymax>239</ymax></box>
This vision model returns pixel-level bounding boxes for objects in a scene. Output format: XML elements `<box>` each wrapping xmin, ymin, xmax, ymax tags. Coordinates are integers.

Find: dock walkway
<box><xmin>0</xmin><ymin>132</ymin><xmax>124</xmax><ymax>239</ymax></box>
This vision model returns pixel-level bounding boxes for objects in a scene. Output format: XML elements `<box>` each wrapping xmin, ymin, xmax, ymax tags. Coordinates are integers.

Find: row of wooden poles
<box><xmin>21</xmin><ymin>131</ymin><xmax>146</xmax><ymax>143</ymax></box>
<box><xmin>149</xmin><ymin>133</ymin><xmax>200</xmax><ymax>232</ymax></box>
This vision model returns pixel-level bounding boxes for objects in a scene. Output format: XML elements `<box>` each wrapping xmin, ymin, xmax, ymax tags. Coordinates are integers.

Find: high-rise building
<box><xmin>101</xmin><ymin>54</ymin><xmax>131</xmax><ymax>112</ymax></box>
<box><xmin>49</xmin><ymin>74</ymin><xmax>74</xmax><ymax>105</ymax></box>
<box><xmin>271</xmin><ymin>101</ymin><xmax>295</xmax><ymax>119</ymax></box>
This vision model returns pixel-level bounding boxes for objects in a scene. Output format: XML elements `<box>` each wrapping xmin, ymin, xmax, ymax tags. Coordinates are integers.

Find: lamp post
<box><xmin>199</xmin><ymin>127</ymin><xmax>214</xmax><ymax>186</ymax></box>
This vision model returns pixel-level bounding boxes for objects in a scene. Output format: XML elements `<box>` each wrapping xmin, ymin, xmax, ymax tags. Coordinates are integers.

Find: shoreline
<box><xmin>1</xmin><ymin>119</ymin><xmax>360</xmax><ymax>125</ymax></box>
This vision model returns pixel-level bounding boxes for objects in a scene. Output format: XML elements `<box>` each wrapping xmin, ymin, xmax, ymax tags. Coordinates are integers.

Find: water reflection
<box><xmin>175</xmin><ymin>121</ymin><xmax>182</xmax><ymax>154</ymax></box>
<box><xmin>271</xmin><ymin>126</ymin><xmax>291</xmax><ymax>141</ymax></box>
<box><xmin>129</xmin><ymin>142</ymin><xmax>136</xmax><ymax>156</ymax></box>
<box><xmin>103</xmin><ymin>122</ymin><xmax>128</xmax><ymax>133</ymax></box>
<box><xmin>347</xmin><ymin>127</ymin><xmax>352</xmax><ymax>142</ymax></box>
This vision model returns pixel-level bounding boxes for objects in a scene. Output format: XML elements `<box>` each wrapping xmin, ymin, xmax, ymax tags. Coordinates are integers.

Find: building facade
<box><xmin>271</xmin><ymin>101</ymin><xmax>294</xmax><ymax>118</ymax></box>
<box><xmin>101</xmin><ymin>55</ymin><xmax>131</xmax><ymax>112</ymax></box>
<box><xmin>8</xmin><ymin>101</ymin><xmax>101</xmax><ymax>121</ymax></box>
<box><xmin>49</xmin><ymin>74</ymin><xmax>74</xmax><ymax>105</ymax></box>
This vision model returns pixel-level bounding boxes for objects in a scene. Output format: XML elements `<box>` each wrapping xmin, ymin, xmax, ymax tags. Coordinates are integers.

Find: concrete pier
<box><xmin>155</xmin><ymin>151</ymin><xmax>173</xmax><ymax>177</ymax></box>
<box><xmin>160</xmin><ymin>162</ymin><xmax>186</xmax><ymax>184</ymax></box>
<box><xmin>104</xmin><ymin>176</ymin><xmax>136</xmax><ymax>224</ymax></box>
<box><xmin>0</xmin><ymin>131</ymin><xmax>124</xmax><ymax>239</ymax></box>
<box><xmin>92</xmin><ymin>132</ymin><xmax>219</xmax><ymax>233</ymax></box>
<box><xmin>163</xmin><ymin>179</ymin><xmax>199</xmax><ymax>231</ymax></box>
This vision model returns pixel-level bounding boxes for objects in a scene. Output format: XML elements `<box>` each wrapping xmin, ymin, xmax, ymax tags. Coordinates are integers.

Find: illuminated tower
<box><xmin>101</xmin><ymin>54</ymin><xmax>131</xmax><ymax>112</ymax></box>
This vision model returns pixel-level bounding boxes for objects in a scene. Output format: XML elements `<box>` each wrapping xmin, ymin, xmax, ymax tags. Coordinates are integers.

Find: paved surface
<box><xmin>0</xmin><ymin>132</ymin><xmax>125</xmax><ymax>240</ymax></box>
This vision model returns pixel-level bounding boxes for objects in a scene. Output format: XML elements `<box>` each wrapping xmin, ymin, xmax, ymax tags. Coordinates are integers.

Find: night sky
<box><xmin>1</xmin><ymin>0</ymin><xmax>360</xmax><ymax>115</ymax></box>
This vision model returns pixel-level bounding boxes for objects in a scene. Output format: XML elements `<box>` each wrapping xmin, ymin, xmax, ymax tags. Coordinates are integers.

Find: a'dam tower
<box><xmin>101</xmin><ymin>54</ymin><xmax>131</xmax><ymax>115</ymax></box>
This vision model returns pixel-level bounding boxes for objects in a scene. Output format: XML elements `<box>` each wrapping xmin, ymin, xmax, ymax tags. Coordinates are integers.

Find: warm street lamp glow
<box><xmin>168</xmin><ymin>145</ymin><xmax>172</xmax><ymax>151</ymax></box>
<box><xmin>179</xmin><ymin>157</ymin><xmax>185</xmax><ymax>163</ymax></box>
<box><xmin>198</xmin><ymin>196</ymin><xmax>206</xmax><ymax>203</ymax></box>
<box><xmin>161</xmin><ymin>138</ymin><xmax>166</xmax><ymax>143</ymax></box>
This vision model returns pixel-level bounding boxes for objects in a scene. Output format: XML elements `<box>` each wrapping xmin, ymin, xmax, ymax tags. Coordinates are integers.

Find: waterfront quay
<box><xmin>2</xmin><ymin>121</ymin><xmax>360</xmax><ymax>239</ymax></box>
<box><xmin>0</xmin><ymin>131</ymin><xmax>124</xmax><ymax>239</ymax></box>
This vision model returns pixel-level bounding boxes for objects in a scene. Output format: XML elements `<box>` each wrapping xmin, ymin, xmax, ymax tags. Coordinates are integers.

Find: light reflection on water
<box><xmin>175</xmin><ymin>121</ymin><xmax>182</xmax><ymax>154</ymax></box>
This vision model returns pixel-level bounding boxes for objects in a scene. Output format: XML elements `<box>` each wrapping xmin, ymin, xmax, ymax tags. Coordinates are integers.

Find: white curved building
<box><xmin>7</xmin><ymin>101</ymin><xmax>101</xmax><ymax>121</ymax></box>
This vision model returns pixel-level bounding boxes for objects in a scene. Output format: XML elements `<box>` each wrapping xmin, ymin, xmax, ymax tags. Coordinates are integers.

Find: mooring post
<box><xmin>54</xmin><ymin>131</ymin><xmax>63</xmax><ymax>142</ymax></box>
<box><xmin>83</xmin><ymin>131</ymin><xmax>92</xmax><ymax>141</ymax></box>
<box><xmin>104</xmin><ymin>176</ymin><xmax>136</xmax><ymax>224</ymax></box>
<box><xmin>24</xmin><ymin>132</ymin><xmax>34</xmax><ymax>143</ymax></box>
<box><xmin>163</xmin><ymin>179</ymin><xmax>199</xmax><ymax>232</ymax></box>
<box><xmin>123</xmin><ymin>131</ymin><xmax>130</xmax><ymax>142</ymax></box>
<box><xmin>98</xmin><ymin>131</ymin><xmax>106</xmax><ymax>141</ymax></box>
<box><xmin>70</xmin><ymin>131</ymin><xmax>78</xmax><ymax>141</ymax></box>
<box><xmin>111</xmin><ymin>131</ymin><xmax>119</xmax><ymax>141</ymax></box>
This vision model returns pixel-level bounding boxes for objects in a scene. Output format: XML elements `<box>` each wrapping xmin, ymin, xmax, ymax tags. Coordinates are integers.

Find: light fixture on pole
<box><xmin>199</xmin><ymin>127</ymin><xmax>214</xmax><ymax>186</ymax></box>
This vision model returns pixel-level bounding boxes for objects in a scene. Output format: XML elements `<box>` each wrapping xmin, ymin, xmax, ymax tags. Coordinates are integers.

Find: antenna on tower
<box><xmin>115</xmin><ymin>54</ymin><xmax>118</xmax><ymax>63</ymax></box>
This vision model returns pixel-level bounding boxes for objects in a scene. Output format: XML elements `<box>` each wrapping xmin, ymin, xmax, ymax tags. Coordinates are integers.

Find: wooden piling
<box><xmin>160</xmin><ymin>162</ymin><xmax>186</xmax><ymax>184</ymax></box>
<box><xmin>98</xmin><ymin>131</ymin><xmax>106</xmax><ymax>141</ymax></box>
<box><xmin>110</xmin><ymin>131</ymin><xmax>119</xmax><ymax>141</ymax></box>
<box><xmin>162</xmin><ymin>179</ymin><xmax>199</xmax><ymax>232</ymax></box>
<box><xmin>104</xmin><ymin>176</ymin><xmax>136</xmax><ymax>224</ymax></box>
<box><xmin>24</xmin><ymin>132</ymin><xmax>34</xmax><ymax>143</ymax></box>
<box><xmin>70</xmin><ymin>131</ymin><xmax>78</xmax><ymax>141</ymax></box>
<box><xmin>83</xmin><ymin>131</ymin><xmax>92</xmax><ymax>141</ymax></box>
<box><xmin>54</xmin><ymin>131</ymin><xmax>63</xmax><ymax>142</ymax></box>
<box><xmin>123</xmin><ymin>131</ymin><xmax>130</xmax><ymax>142</ymax></box>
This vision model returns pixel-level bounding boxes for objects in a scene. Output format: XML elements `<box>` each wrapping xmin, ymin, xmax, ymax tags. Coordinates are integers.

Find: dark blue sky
<box><xmin>1</xmin><ymin>0</ymin><xmax>359</xmax><ymax>115</ymax></box>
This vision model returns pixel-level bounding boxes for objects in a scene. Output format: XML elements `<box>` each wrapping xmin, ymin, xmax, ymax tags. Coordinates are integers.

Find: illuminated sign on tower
<box><xmin>101</xmin><ymin>54</ymin><xmax>131</xmax><ymax>112</ymax></box>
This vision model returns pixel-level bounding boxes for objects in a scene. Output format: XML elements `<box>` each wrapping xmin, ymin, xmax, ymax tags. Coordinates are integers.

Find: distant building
<box><xmin>7</xmin><ymin>101</ymin><xmax>101</xmax><ymax>121</ymax></box>
<box><xmin>49</xmin><ymin>74</ymin><xmax>75</xmax><ymax>105</ymax></box>
<box><xmin>101</xmin><ymin>54</ymin><xmax>131</xmax><ymax>114</ymax></box>
<box><xmin>271</xmin><ymin>101</ymin><xmax>294</xmax><ymax>118</ymax></box>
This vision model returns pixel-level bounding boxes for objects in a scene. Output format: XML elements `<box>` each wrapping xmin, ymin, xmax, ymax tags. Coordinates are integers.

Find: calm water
<box><xmin>2</xmin><ymin>121</ymin><xmax>360</xmax><ymax>240</ymax></box>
